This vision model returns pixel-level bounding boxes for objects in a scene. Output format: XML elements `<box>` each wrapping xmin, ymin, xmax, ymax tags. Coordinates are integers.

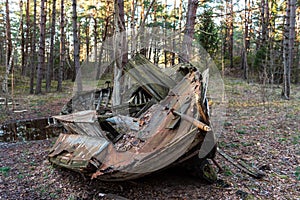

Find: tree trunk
<box><xmin>136</xmin><ymin>0</ymin><xmax>155</xmax><ymax>60</ymax></box>
<box><xmin>171</xmin><ymin>0</ymin><xmax>177</xmax><ymax>66</ymax></box>
<box><xmin>164</xmin><ymin>0</ymin><xmax>167</xmax><ymax>67</ymax></box>
<box><xmin>288</xmin><ymin>0</ymin><xmax>296</xmax><ymax>86</ymax></box>
<box><xmin>5</xmin><ymin>0</ymin><xmax>12</xmax><ymax>70</ymax></box>
<box><xmin>179</xmin><ymin>0</ymin><xmax>183</xmax><ymax>32</ymax></box>
<box><xmin>0</xmin><ymin>33</ymin><xmax>3</xmax><ymax>65</ymax></box>
<box><xmin>296</xmin><ymin>46</ymin><xmax>300</xmax><ymax>84</ymax></box>
<box><xmin>30</xmin><ymin>0</ymin><xmax>37</xmax><ymax>94</ymax></box>
<box><xmin>72</xmin><ymin>0</ymin><xmax>82</xmax><ymax>92</ymax></box>
<box><xmin>118</xmin><ymin>0</ymin><xmax>127</xmax><ymax>67</ymax></box>
<box><xmin>57</xmin><ymin>0</ymin><xmax>64</xmax><ymax>92</ymax></box>
<box><xmin>35</xmin><ymin>0</ymin><xmax>47</xmax><ymax>94</ymax></box>
<box><xmin>3</xmin><ymin>0</ymin><xmax>13</xmax><ymax>94</ymax></box>
<box><xmin>93</xmin><ymin>15</ymin><xmax>98</xmax><ymax>73</ymax></box>
<box><xmin>85</xmin><ymin>17</ymin><xmax>90</xmax><ymax>63</ymax></box>
<box><xmin>139</xmin><ymin>0</ymin><xmax>146</xmax><ymax>56</ymax></box>
<box><xmin>242</xmin><ymin>0</ymin><xmax>250</xmax><ymax>80</ymax></box>
<box><xmin>153</xmin><ymin>2</ymin><xmax>159</xmax><ymax>65</ymax></box>
<box><xmin>223</xmin><ymin>0</ymin><xmax>234</xmax><ymax>68</ymax></box>
<box><xmin>130</xmin><ymin>0</ymin><xmax>137</xmax><ymax>55</ymax></box>
<box><xmin>182</xmin><ymin>0</ymin><xmax>198</xmax><ymax>62</ymax></box>
<box><xmin>296</xmin><ymin>10</ymin><xmax>300</xmax><ymax>84</ymax></box>
<box><xmin>112</xmin><ymin>0</ymin><xmax>127</xmax><ymax>106</ymax></box>
<box><xmin>177</xmin><ymin>0</ymin><xmax>182</xmax><ymax>63</ymax></box>
<box><xmin>282</xmin><ymin>1</ymin><xmax>290</xmax><ymax>99</ymax></box>
<box><xmin>20</xmin><ymin>0</ymin><xmax>26</xmax><ymax>76</ymax></box>
<box><xmin>261</xmin><ymin>0</ymin><xmax>269</xmax><ymax>47</ymax></box>
<box><xmin>282</xmin><ymin>0</ymin><xmax>296</xmax><ymax>99</ymax></box>
<box><xmin>25</xmin><ymin>0</ymin><xmax>30</xmax><ymax>76</ymax></box>
<box><xmin>96</xmin><ymin>15</ymin><xmax>111</xmax><ymax>80</ymax></box>
<box><xmin>228</xmin><ymin>0</ymin><xmax>234</xmax><ymax>68</ymax></box>
<box><xmin>46</xmin><ymin>0</ymin><xmax>56</xmax><ymax>92</ymax></box>
<box><xmin>255</xmin><ymin>0</ymin><xmax>270</xmax><ymax>83</ymax></box>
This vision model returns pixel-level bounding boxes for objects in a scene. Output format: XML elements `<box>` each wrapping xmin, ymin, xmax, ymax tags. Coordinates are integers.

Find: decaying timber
<box><xmin>48</xmin><ymin>54</ymin><xmax>218</xmax><ymax>181</ymax></box>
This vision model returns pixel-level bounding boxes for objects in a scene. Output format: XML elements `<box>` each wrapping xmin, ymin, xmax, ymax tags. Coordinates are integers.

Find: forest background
<box><xmin>0</xmin><ymin>0</ymin><xmax>299</xmax><ymax>101</ymax></box>
<box><xmin>0</xmin><ymin>1</ymin><xmax>300</xmax><ymax>199</ymax></box>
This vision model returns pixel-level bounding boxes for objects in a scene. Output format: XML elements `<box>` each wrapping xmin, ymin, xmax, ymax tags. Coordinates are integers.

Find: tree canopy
<box><xmin>0</xmin><ymin>0</ymin><xmax>299</xmax><ymax>98</ymax></box>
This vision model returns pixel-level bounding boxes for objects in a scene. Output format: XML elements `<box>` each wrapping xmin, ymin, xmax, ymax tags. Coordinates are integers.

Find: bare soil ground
<box><xmin>0</xmin><ymin>78</ymin><xmax>299</xmax><ymax>200</ymax></box>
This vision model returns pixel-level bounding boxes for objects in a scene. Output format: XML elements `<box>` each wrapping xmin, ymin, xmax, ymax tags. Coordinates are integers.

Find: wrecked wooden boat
<box><xmin>48</xmin><ymin>54</ymin><xmax>217</xmax><ymax>181</ymax></box>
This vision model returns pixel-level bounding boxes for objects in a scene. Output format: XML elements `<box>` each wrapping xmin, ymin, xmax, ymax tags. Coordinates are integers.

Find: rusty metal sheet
<box><xmin>124</xmin><ymin>54</ymin><xmax>176</xmax><ymax>101</ymax></box>
<box><xmin>53</xmin><ymin>110</ymin><xmax>97</xmax><ymax>123</ymax></box>
<box><xmin>49</xmin><ymin>134</ymin><xmax>109</xmax><ymax>170</ymax></box>
<box><xmin>54</xmin><ymin>110</ymin><xmax>107</xmax><ymax>138</ymax></box>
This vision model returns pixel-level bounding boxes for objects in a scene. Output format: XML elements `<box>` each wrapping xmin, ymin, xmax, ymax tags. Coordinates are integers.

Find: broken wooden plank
<box><xmin>218</xmin><ymin>148</ymin><xmax>265</xmax><ymax>179</ymax></box>
<box><xmin>171</xmin><ymin>109</ymin><xmax>211</xmax><ymax>132</ymax></box>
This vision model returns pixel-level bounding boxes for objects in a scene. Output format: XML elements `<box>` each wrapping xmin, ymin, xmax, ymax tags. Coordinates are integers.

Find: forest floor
<box><xmin>0</xmin><ymin>78</ymin><xmax>299</xmax><ymax>200</ymax></box>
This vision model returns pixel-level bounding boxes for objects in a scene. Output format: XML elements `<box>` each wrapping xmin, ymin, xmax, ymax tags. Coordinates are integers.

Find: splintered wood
<box><xmin>113</xmin><ymin>112</ymin><xmax>152</xmax><ymax>152</ymax></box>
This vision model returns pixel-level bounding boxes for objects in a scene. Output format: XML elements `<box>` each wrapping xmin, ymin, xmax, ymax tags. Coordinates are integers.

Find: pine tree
<box><xmin>282</xmin><ymin>0</ymin><xmax>296</xmax><ymax>99</ymax></box>
<box><xmin>182</xmin><ymin>0</ymin><xmax>198</xmax><ymax>62</ymax></box>
<box><xmin>57</xmin><ymin>0</ymin><xmax>65</xmax><ymax>92</ymax></box>
<box><xmin>46</xmin><ymin>0</ymin><xmax>57</xmax><ymax>92</ymax></box>
<box><xmin>35</xmin><ymin>0</ymin><xmax>47</xmax><ymax>94</ymax></box>
<box><xmin>72</xmin><ymin>0</ymin><xmax>82</xmax><ymax>92</ymax></box>
<box><xmin>30</xmin><ymin>0</ymin><xmax>37</xmax><ymax>94</ymax></box>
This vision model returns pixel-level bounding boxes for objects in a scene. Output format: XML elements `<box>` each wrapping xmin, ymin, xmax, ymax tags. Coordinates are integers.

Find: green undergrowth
<box><xmin>0</xmin><ymin>166</ymin><xmax>11</xmax><ymax>176</ymax></box>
